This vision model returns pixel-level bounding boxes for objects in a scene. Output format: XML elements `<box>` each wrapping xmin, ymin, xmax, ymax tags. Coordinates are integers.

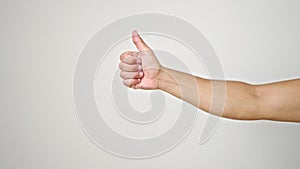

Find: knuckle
<box><xmin>119</xmin><ymin>54</ymin><xmax>124</xmax><ymax>61</ymax></box>
<box><xmin>118</xmin><ymin>62</ymin><xmax>123</xmax><ymax>69</ymax></box>
<box><xmin>119</xmin><ymin>71</ymin><xmax>124</xmax><ymax>78</ymax></box>
<box><xmin>123</xmin><ymin>80</ymin><xmax>130</xmax><ymax>86</ymax></box>
<box><xmin>119</xmin><ymin>51</ymin><xmax>132</xmax><ymax>61</ymax></box>
<box><xmin>119</xmin><ymin>52</ymin><xmax>127</xmax><ymax>61</ymax></box>
<box><xmin>122</xmin><ymin>80</ymin><xmax>128</xmax><ymax>86</ymax></box>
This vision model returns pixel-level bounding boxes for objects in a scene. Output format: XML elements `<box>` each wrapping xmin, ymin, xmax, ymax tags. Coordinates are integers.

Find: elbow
<box><xmin>252</xmin><ymin>84</ymin><xmax>278</xmax><ymax>120</ymax></box>
<box><xmin>239</xmin><ymin>84</ymin><xmax>269</xmax><ymax>120</ymax></box>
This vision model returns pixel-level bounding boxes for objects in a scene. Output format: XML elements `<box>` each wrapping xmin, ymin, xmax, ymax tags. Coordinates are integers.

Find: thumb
<box><xmin>132</xmin><ymin>30</ymin><xmax>150</xmax><ymax>51</ymax></box>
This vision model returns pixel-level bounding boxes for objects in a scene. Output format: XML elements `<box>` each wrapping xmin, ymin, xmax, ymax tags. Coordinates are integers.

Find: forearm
<box><xmin>158</xmin><ymin>66</ymin><xmax>211</xmax><ymax>112</ymax></box>
<box><xmin>158</xmin><ymin>66</ymin><xmax>262</xmax><ymax>120</ymax></box>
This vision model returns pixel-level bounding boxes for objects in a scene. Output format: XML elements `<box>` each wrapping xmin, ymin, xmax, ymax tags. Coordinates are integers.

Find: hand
<box><xmin>118</xmin><ymin>30</ymin><xmax>162</xmax><ymax>89</ymax></box>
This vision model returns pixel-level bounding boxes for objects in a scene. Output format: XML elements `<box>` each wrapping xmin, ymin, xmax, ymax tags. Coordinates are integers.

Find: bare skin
<box><xmin>118</xmin><ymin>30</ymin><xmax>300</xmax><ymax>122</ymax></box>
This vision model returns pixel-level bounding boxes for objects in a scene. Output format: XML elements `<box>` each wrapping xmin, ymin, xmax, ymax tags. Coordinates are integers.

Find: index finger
<box><xmin>119</xmin><ymin>51</ymin><xmax>140</xmax><ymax>64</ymax></box>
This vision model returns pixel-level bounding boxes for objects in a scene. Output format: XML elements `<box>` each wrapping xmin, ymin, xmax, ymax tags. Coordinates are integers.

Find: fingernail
<box><xmin>132</xmin><ymin>30</ymin><xmax>138</xmax><ymax>36</ymax></box>
<box><xmin>133</xmin><ymin>51</ymin><xmax>138</xmax><ymax>57</ymax></box>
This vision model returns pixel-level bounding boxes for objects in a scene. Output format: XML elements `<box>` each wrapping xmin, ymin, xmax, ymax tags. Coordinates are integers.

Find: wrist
<box><xmin>157</xmin><ymin>66</ymin><xmax>167</xmax><ymax>90</ymax></box>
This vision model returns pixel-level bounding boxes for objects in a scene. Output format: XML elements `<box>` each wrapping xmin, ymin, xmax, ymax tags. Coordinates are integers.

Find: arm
<box><xmin>158</xmin><ymin>66</ymin><xmax>300</xmax><ymax>122</ymax></box>
<box><xmin>118</xmin><ymin>30</ymin><xmax>300</xmax><ymax>122</ymax></box>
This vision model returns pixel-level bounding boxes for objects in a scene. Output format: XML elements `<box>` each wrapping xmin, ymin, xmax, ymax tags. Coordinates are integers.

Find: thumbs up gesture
<box><xmin>119</xmin><ymin>30</ymin><xmax>162</xmax><ymax>89</ymax></box>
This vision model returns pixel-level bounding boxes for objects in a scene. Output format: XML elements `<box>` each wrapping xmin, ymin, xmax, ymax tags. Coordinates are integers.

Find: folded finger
<box><xmin>120</xmin><ymin>51</ymin><xmax>141</xmax><ymax>65</ymax></box>
<box><xmin>118</xmin><ymin>62</ymin><xmax>142</xmax><ymax>72</ymax></box>
<box><xmin>120</xmin><ymin>71</ymin><xmax>144</xmax><ymax>79</ymax></box>
<box><xmin>123</xmin><ymin>79</ymin><xmax>141</xmax><ymax>87</ymax></box>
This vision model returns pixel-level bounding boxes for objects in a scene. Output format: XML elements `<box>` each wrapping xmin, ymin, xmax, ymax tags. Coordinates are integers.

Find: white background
<box><xmin>1</xmin><ymin>0</ymin><xmax>300</xmax><ymax>168</ymax></box>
